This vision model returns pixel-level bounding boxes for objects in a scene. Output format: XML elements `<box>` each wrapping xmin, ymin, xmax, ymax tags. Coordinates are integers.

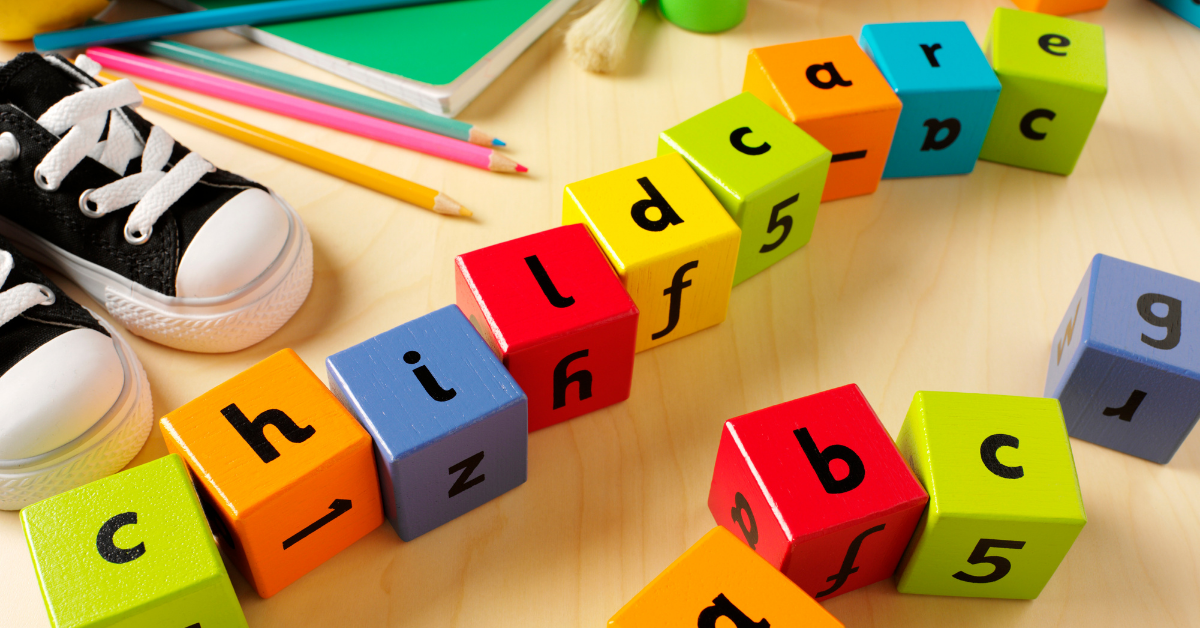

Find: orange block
<box><xmin>608</xmin><ymin>527</ymin><xmax>844</xmax><ymax>627</ymax></box>
<box><xmin>160</xmin><ymin>349</ymin><xmax>383</xmax><ymax>598</ymax></box>
<box><xmin>744</xmin><ymin>36</ymin><xmax>902</xmax><ymax>202</ymax></box>
<box><xmin>1011</xmin><ymin>0</ymin><xmax>1108</xmax><ymax>16</ymax></box>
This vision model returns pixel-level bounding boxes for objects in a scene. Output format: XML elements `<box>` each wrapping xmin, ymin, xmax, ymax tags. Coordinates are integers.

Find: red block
<box><xmin>455</xmin><ymin>224</ymin><xmax>639</xmax><ymax>432</ymax></box>
<box><xmin>707</xmin><ymin>384</ymin><xmax>928</xmax><ymax>599</ymax></box>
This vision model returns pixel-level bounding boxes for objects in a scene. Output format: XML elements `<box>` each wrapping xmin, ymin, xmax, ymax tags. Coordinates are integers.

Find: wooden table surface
<box><xmin>3</xmin><ymin>0</ymin><xmax>1200</xmax><ymax>625</ymax></box>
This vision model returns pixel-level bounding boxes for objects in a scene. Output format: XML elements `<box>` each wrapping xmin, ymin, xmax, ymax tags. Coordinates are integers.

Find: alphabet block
<box><xmin>859</xmin><ymin>21</ymin><xmax>1002</xmax><ymax>178</ymax></box>
<box><xmin>894</xmin><ymin>392</ymin><xmax>1086</xmax><ymax>599</ymax></box>
<box><xmin>1012</xmin><ymin>0</ymin><xmax>1108</xmax><ymax>17</ymax></box>
<box><xmin>978</xmin><ymin>8</ymin><xmax>1107</xmax><ymax>175</ymax></box>
<box><xmin>706</xmin><ymin>384</ymin><xmax>928</xmax><ymax>600</ymax></box>
<box><xmin>326</xmin><ymin>305</ymin><xmax>528</xmax><ymax>541</ymax></box>
<box><xmin>455</xmin><ymin>225</ymin><xmax>638</xmax><ymax>432</ymax></box>
<box><xmin>658</xmin><ymin>93</ymin><xmax>831</xmax><ymax>285</ymax></box>
<box><xmin>743</xmin><ymin>35</ymin><xmax>902</xmax><ymax>201</ymax></box>
<box><xmin>20</xmin><ymin>454</ymin><xmax>248</xmax><ymax>628</ymax></box>
<box><xmin>1045</xmin><ymin>254</ymin><xmax>1200</xmax><ymax>464</ymax></box>
<box><xmin>608</xmin><ymin>527</ymin><xmax>843</xmax><ymax>628</ymax></box>
<box><xmin>1149</xmin><ymin>0</ymin><xmax>1200</xmax><ymax>28</ymax></box>
<box><xmin>160</xmin><ymin>349</ymin><xmax>384</xmax><ymax>598</ymax></box>
<box><xmin>563</xmin><ymin>153</ymin><xmax>740</xmax><ymax>352</ymax></box>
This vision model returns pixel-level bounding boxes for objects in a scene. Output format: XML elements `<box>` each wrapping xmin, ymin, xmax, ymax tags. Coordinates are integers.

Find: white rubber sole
<box><xmin>0</xmin><ymin>191</ymin><xmax>313</xmax><ymax>353</ymax></box>
<box><xmin>0</xmin><ymin>316</ymin><xmax>153</xmax><ymax>511</ymax></box>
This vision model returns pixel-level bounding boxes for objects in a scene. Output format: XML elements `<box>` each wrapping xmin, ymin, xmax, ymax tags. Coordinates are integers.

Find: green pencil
<box><xmin>129</xmin><ymin>39</ymin><xmax>504</xmax><ymax>147</ymax></box>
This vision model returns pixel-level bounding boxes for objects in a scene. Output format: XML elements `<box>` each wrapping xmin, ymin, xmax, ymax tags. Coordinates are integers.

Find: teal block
<box><xmin>20</xmin><ymin>455</ymin><xmax>247</xmax><ymax>628</ymax></box>
<box><xmin>860</xmin><ymin>21</ymin><xmax>1001</xmax><ymax>178</ymax></box>
<box><xmin>979</xmin><ymin>8</ymin><xmax>1107</xmax><ymax>175</ymax></box>
<box><xmin>1150</xmin><ymin>0</ymin><xmax>1200</xmax><ymax>28</ymax></box>
<box><xmin>658</xmin><ymin>92</ymin><xmax>831</xmax><ymax>285</ymax></box>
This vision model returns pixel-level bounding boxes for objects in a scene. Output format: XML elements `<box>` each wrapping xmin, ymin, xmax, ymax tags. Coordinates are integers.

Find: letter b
<box><xmin>921</xmin><ymin>118</ymin><xmax>961</xmax><ymax>151</ymax></box>
<box><xmin>794</xmin><ymin>427</ymin><xmax>865</xmax><ymax>494</ymax></box>
<box><xmin>631</xmin><ymin>177</ymin><xmax>684</xmax><ymax>232</ymax></box>
<box><xmin>697</xmin><ymin>594</ymin><xmax>769</xmax><ymax>628</ymax></box>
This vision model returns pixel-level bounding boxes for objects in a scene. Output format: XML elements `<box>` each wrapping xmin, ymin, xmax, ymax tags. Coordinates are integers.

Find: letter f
<box><xmin>652</xmin><ymin>260</ymin><xmax>699</xmax><ymax>341</ymax></box>
<box><xmin>816</xmin><ymin>524</ymin><xmax>885</xmax><ymax>598</ymax></box>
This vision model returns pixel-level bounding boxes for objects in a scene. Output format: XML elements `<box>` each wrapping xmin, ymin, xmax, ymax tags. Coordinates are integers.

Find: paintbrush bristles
<box><xmin>566</xmin><ymin>0</ymin><xmax>640</xmax><ymax>73</ymax></box>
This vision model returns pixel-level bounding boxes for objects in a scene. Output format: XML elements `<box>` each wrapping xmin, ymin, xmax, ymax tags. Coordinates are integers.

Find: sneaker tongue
<box><xmin>0</xmin><ymin>53</ymin><xmax>89</xmax><ymax>121</ymax></box>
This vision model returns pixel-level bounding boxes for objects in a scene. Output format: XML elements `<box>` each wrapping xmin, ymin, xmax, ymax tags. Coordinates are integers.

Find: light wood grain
<box><xmin>2</xmin><ymin>0</ymin><xmax>1199</xmax><ymax>625</ymax></box>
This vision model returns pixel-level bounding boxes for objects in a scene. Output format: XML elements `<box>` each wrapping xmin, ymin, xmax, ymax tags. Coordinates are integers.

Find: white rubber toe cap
<box><xmin>0</xmin><ymin>328</ymin><xmax>125</xmax><ymax>460</ymax></box>
<box><xmin>176</xmin><ymin>188</ymin><xmax>290</xmax><ymax>299</ymax></box>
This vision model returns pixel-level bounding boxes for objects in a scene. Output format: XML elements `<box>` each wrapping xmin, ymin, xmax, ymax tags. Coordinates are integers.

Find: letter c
<box><xmin>1020</xmin><ymin>109</ymin><xmax>1056</xmax><ymax>140</ymax></box>
<box><xmin>729</xmin><ymin>127</ymin><xmax>771</xmax><ymax>156</ymax></box>
<box><xmin>97</xmin><ymin>512</ymin><xmax>146</xmax><ymax>564</ymax></box>
<box><xmin>981</xmin><ymin>434</ymin><xmax>1024</xmax><ymax>479</ymax></box>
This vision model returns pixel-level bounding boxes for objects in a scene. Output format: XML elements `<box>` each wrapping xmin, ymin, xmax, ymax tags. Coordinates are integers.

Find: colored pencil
<box><xmin>92</xmin><ymin>72</ymin><xmax>469</xmax><ymax>217</ymax></box>
<box><xmin>87</xmin><ymin>48</ymin><xmax>526</xmax><ymax>174</ymax></box>
<box><xmin>130</xmin><ymin>40</ymin><xmax>504</xmax><ymax>148</ymax></box>
<box><xmin>35</xmin><ymin>0</ymin><xmax>457</xmax><ymax>51</ymax></box>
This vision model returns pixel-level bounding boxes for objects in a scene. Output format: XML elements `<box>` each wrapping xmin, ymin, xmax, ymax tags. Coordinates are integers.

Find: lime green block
<box><xmin>894</xmin><ymin>392</ymin><xmax>1086</xmax><ymax>599</ymax></box>
<box><xmin>20</xmin><ymin>455</ymin><xmax>247</xmax><ymax>628</ymax></box>
<box><xmin>979</xmin><ymin>8</ymin><xmax>1107</xmax><ymax>175</ymax></box>
<box><xmin>658</xmin><ymin>93</ymin><xmax>831</xmax><ymax>286</ymax></box>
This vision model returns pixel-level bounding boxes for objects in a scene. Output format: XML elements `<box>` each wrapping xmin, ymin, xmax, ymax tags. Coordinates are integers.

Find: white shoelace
<box><xmin>8</xmin><ymin>57</ymin><xmax>215</xmax><ymax>245</ymax></box>
<box><xmin>0</xmin><ymin>251</ymin><xmax>55</xmax><ymax>329</ymax></box>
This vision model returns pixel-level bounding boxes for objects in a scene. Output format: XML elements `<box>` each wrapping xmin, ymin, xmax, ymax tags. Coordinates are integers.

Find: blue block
<box><xmin>1045</xmin><ymin>254</ymin><xmax>1200</xmax><ymax>464</ymax></box>
<box><xmin>1150</xmin><ymin>0</ymin><xmax>1200</xmax><ymax>28</ymax></box>
<box><xmin>326</xmin><ymin>305</ymin><xmax>528</xmax><ymax>541</ymax></box>
<box><xmin>860</xmin><ymin>21</ymin><xmax>1001</xmax><ymax>178</ymax></box>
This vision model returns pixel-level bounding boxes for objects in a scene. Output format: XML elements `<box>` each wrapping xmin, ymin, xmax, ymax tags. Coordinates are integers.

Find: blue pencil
<box><xmin>35</xmin><ymin>0</ymin><xmax>460</xmax><ymax>51</ymax></box>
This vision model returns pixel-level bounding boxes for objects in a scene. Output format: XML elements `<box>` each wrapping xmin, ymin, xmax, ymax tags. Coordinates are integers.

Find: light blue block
<box><xmin>860</xmin><ymin>21</ymin><xmax>1001</xmax><ymax>178</ymax></box>
<box><xmin>1150</xmin><ymin>0</ymin><xmax>1200</xmax><ymax>29</ymax></box>
<box><xmin>326</xmin><ymin>305</ymin><xmax>528</xmax><ymax>541</ymax></box>
<box><xmin>1045</xmin><ymin>254</ymin><xmax>1200</xmax><ymax>464</ymax></box>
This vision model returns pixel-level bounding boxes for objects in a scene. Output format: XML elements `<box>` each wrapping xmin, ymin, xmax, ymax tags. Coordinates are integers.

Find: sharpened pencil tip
<box><xmin>515</xmin><ymin>164</ymin><xmax>528</xmax><ymax>173</ymax></box>
<box><xmin>492</xmin><ymin>138</ymin><xmax>507</xmax><ymax>147</ymax></box>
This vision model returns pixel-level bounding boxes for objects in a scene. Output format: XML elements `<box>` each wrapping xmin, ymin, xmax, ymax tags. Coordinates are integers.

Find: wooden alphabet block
<box><xmin>563</xmin><ymin>153</ymin><xmax>740</xmax><ymax>352</ymax></box>
<box><xmin>707</xmin><ymin>384</ymin><xmax>928</xmax><ymax>600</ymax></box>
<box><xmin>658</xmin><ymin>93</ymin><xmax>831</xmax><ymax>285</ymax></box>
<box><xmin>20</xmin><ymin>455</ymin><xmax>247</xmax><ymax>628</ymax></box>
<box><xmin>160</xmin><ymin>349</ymin><xmax>383</xmax><ymax>598</ymax></box>
<box><xmin>1150</xmin><ymin>0</ymin><xmax>1200</xmax><ymax>28</ymax></box>
<box><xmin>859</xmin><ymin>21</ymin><xmax>1002</xmax><ymax>178</ymax></box>
<box><xmin>455</xmin><ymin>225</ymin><xmax>638</xmax><ymax>432</ymax></box>
<box><xmin>1046</xmin><ymin>254</ymin><xmax>1200</xmax><ymax>464</ymax></box>
<box><xmin>895</xmin><ymin>392</ymin><xmax>1086</xmax><ymax>599</ymax></box>
<box><xmin>1012</xmin><ymin>0</ymin><xmax>1108</xmax><ymax>17</ymax></box>
<box><xmin>743</xmin><ymin>35</ymin><xmax>902</xmax><ymax>201</ymax></box>
<box><xmin>978</xmin><ymin>8</ymin><xmax>1107</xmax><ymax>175</ymax></box>
<box><xmin>326</xmin><ymin>305</ymin><xmax>528</xmax><ymax>541</ymax></box>
<box><xmin>608</xmin><ymin>527</ymin><xmax>843</xmax><ymax>628</ymax></box>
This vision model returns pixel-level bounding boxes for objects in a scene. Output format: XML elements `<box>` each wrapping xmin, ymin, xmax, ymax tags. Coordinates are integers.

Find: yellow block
<box><xmin>0</xmin><ymin>0</ymin><xmax>108</xmax><ymax>41</ymax></box>
<box><xmin>609</xmin><ymin>527</ymin><xmax>843</xmax><ymax>627</ymax></box>
<box><xmin>563</xmin><ymin>153</ymin><xmax>740</xmax><ymax>352</ymax></box>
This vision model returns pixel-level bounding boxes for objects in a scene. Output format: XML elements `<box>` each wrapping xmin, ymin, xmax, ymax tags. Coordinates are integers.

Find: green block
<box><xmin>20</xmin><ymin>455</ymin><xmax>247</xmax><ymax>628</ymax></box>
<box><xmin>894</xmin><ymin>392</ymin><xmax>1086</xmax><ymax>599</ymax></box>
<box><xmin>979</xmin><ymin>8</ymin><xmax>1107</xmax><ymax>175</ymax></box>
<box><xmin>658</xmin><ymin>93</ymin><xmax>831</xmax><ymax>286</ymax></box>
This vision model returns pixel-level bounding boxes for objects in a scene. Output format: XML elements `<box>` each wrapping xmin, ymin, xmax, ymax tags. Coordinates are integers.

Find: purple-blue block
<box><xmin>1046</xmin><ymin>254</ymin><xmax>1200</xmax><ymax>464</ymax></box>
<box><xmin>326</xmin><ymin>305</ymin><xmax>528</xmax><ymax>541</ymax></box>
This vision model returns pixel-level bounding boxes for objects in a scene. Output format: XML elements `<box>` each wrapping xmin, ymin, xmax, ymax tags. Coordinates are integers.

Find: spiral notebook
<box><xmin>155</xmin><ymin>0</ymin><xmax>580</xmax><ymax>117</ymax></box>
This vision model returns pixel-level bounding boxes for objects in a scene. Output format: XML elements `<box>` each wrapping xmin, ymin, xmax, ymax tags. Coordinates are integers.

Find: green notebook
<box><xmin>157</xmin><ymin>0</ymin><xmax>580</xmax><ymax>116</ymax></box>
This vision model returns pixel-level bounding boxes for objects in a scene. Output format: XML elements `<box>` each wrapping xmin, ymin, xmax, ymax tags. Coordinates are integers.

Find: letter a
<box><xmin>921</xmin><ymin>118</ymin><xmax>961</xmax><ymax>151</ymax></box>
<box><xmin>794</xmin><ymin>428</ymin><xmax>865</xmax><ymax>494</ymax></box>
<box><xmin>806</xmin><ymin>62</ymin><xmax>853</xmax><ymax>90</ymax></box>
<box><xmin>631</xmin><ymin>177</ymin><xmax>684</xmax><ymax>232</ymax></box>
<box><xmin>697</xmin><ymin>594</ymin><xmax>769</xmax><ymax>628</ymax></box>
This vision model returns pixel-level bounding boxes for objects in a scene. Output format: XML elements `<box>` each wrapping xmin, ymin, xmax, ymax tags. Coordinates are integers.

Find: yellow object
<box><xmin>564</xmin><ymin>153</ymin><xmax>740</xmax><ymax>352</ymax></box>
<box><xmin>0</xmin><ymin>0</ymin><xmax>108</xmax><ymax>41</ymax></box>
<box><xmin>608</xmin><ymin>527</ymin><xmax>843</xmax><ymax>627</ymax></box>
<box><xmin>93</xmin><ymin>71</ymin><xmax>469</xmax><ymax>216</ymax></box>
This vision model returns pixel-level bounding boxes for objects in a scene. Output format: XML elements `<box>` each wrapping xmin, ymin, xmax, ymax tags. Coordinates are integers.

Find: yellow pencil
<box><xmin>95</xmin><ymin>72</ymin><xmax>470</xmax><ymax>217</ymax></box>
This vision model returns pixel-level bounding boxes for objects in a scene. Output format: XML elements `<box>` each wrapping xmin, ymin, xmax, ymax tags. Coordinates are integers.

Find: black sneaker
<box><xmin>0</xmin><ymin>53</ymin><xmax>312</xmax><ymax>353</ymax></box>
<box><xmin>0</xmin><ymin>235</ymin><xmax>152</xmax><ymax>510</ymax></box>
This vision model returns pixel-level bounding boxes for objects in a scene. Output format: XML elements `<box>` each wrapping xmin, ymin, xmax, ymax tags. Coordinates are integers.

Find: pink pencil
<box><xmin>85</xmin><ymin>47</ymin><xmax>527</xmax><ymax>174</ymax></box>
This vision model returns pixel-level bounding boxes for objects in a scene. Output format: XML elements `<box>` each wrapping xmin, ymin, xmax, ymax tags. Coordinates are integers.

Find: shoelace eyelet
<box><xmin>124</xmin><ymin>224</ymin><xmax>152</xmax><ymax>245</ymax></box>
<box><xmin>33</xmin><ymin>166</ymin><xmax>58</xmax><ymax>192</ymax></box>
<box><xmin>0</xmin><ymin>132</ymin><xmax>19</xmax><ymax>162</ymax></box>
<box><xmin>78</xmin><ymin>189</ymin><xmax>104</xmax><ymax>218</ymax></box>
<box><xmin>36</xmin><ymin>285</ymin><xmax>55</xmax><ymax>306</ymax></box>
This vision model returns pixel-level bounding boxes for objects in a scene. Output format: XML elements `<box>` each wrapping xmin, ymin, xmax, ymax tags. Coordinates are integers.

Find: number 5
<box><xmin>759</xmin><ymin>194</ymin><xmax>798</xmax><ymax>254</ymax></box>
<box><xmin>952</xmin><ymin>538</ymin><xmax>1026</xmax><ymax>583</ymax></box>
